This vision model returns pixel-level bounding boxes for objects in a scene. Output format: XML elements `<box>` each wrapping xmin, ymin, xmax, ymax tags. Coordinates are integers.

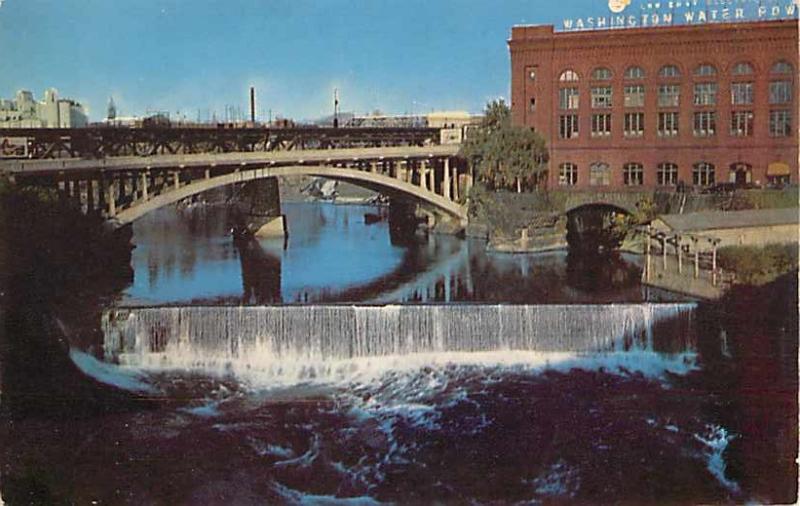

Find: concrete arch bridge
<box><xmin>2</xmin><ymin>145</ymin><xmax>469</xmax><ymax>231</ymax></box>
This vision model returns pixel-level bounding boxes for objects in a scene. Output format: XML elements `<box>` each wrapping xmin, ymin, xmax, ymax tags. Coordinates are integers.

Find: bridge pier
<box><xmin>419</xmin><ymin>161</ymin><xmax>429</xmax><ymax>191</ymax></box>
<box><xmin>86</xmin><ymin>179</ymin><xmax>95</xmax><ymax>212</ymax></box>
<box><xmin>116</xmin><ymin>178</ymin><xmax>125</xmax><ymax>208</ymax></box>
<box><xmin>124</xmin><ymin>177</ymin><xmax>132</xmax><ymax>204</ymax></box>
<box><xmin>443</xmin><ymin>158</ymin><xmax>451</xmax><ymax>201</ymax></box>
<box><xmin>69</xmin><ymin>179</ymin><xmax>78</xmax><ymax>202</ymax></box>
<box><xmin>106</xmin><ymin>180</ymin><xmax>116</xmax><ymax>218</ymax></box>
<box><xmin>97</xmin><ymin>176</ymin><xmax>106</xmax><ymax>214</ymax></box>
<box><xmin>129</xmin><ymin>173</ymin><xmax>139</xmax><ymax>202</ymax></box>
<box><xmin>141</xmin><ymin>171</ymin><xmax>149</xmax><ymax>201</ymax></box>
<box><xmin>453</xmin><ymin>166</ymin><xmax>460</xmax><ymax>201</ymax></box>
<box><xmin>395</xmin><ymin>160</ymin><xmax>406</xmax><ymax>182</ymax></box>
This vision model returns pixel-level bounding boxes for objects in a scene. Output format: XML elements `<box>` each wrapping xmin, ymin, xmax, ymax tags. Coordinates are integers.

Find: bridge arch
<box><xmin>564</xmin><ymin>201</ymin><xmax>636</xmax><ymax>216</ymax></box>
<box><xmin>113</xmin><ymin>165</ymin><xmax>467</xmax><ymax>227</ymax></box>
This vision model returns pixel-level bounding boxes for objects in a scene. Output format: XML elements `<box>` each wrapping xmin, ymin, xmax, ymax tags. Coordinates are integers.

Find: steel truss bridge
<box><xmin>0</xmin><ymin>126</ymin><xmax>442</xmax><ymax>160</ymax></box>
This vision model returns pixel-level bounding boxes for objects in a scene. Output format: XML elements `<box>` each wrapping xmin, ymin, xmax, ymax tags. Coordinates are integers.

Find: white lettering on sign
<box><xmin>560</xmin><ymin>0</ymin><xmax>799</xmax><ymax>31</ymax></box>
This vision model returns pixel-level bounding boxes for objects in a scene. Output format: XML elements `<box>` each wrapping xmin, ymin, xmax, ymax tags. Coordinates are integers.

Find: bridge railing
<box><xmin>0</xmin><ymin>126</ymin><xmax>442</xmax><ymax>160</ymax></box>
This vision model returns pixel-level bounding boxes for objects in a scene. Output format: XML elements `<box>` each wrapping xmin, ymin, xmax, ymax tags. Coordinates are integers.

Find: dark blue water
<box><xmin>123</xmin><ymin>202</ymin><xmax>647</xmax><ymax>305</ymax></box>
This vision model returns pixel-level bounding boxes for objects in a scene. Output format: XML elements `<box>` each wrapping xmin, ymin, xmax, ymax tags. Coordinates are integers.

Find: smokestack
<box><xmin>250</xmin><ymin>87</ymin><xmax>256</xmax><ymax>123</ymax></box>
<box><xmin>333</xmin><ymin>88</ymin><xmax>339</xmax><ymax>129</ymax></box>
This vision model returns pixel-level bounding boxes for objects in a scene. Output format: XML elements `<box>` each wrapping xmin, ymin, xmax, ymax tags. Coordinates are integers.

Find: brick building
<box><xmin>508</xmin><ymin>20</ymin><xmax>798</xmax><ymax>190</ymax></box>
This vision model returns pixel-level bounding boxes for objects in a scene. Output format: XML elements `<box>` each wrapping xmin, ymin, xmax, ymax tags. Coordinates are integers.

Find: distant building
<box><xmin>343</xmin><ymin>111</ymin><xmax>480</xmax><ymax>130</ymax></box>
<box><xmin>0</xmin><ymin>88</ymin><xmax>89</xmax><ymax>128</ymax></box>
<box><xmin>426</xmin><ymin>111</ymin><xmax>482</xmax><ymax>145</ymax></box>
<box><xmin>425</xmin><ymin>111</ymin><xmax>478</xmax><ymax>129</ymax></box>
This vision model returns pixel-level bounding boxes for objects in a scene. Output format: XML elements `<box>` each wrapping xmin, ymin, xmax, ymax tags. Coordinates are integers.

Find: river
<box><xmin>122</xmin><ymin>202</ymin><xmax>648</xmax><ymax>305</ymax></box>
<box><xmin>1</xmin><ymin>200</ymin><xmax>796</xmax><ymax>504</ymax></box>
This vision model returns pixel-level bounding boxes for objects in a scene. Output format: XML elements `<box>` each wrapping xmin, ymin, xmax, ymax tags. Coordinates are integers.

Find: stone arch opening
<box><xmin>565</xmin><ymin>203</ymin><xmax>633</xmax><ymax>253</ymax></box>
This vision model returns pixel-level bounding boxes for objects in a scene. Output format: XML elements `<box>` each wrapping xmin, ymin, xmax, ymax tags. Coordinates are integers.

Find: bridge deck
<box><xmin>1</xmin><ymin>145</ymin><xmax>460</xmax><ymax>175</ymax></box>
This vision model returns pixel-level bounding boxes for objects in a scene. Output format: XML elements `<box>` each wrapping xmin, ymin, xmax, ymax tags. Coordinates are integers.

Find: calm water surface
<box><xmin>123</xmin><ymin>202</ymin><xmax>647</xmax><ymax>305</ymax></box>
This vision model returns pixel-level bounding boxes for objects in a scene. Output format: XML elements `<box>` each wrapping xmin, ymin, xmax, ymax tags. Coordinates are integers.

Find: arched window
<box><xmin>623</xmin><ymin>163</ymin><xmax>644</xmax><ymax>186</ymax></box>
<box><xmin>659</xmin><ymin>65</ymin><xmax>681</xmax><ymax>78</ymax></box>
<box><xmin>731</xmin><ymin>62</ymin><xmax>754</xmax><ymax>76</ymax></box>
<box><xmin>559</xmin><ymin>70</ymin><xmax>580</xmax><ymax>82</ymax></box>
<box><xmin>589</xmin><ymin>162</ymin><xmax>610</xmax><ymax>186</ymax></box>
<box><xmin>657</xmin><ymin>163</ymin><xmax>679</xmax><ymax>186</ymax></box>
<box><xmin>559</xmin><ymin>87</ymin><xmax>580</xmax><ymax>110</ymax></box>
<box><xmin>769</xmin><ymin>80</ymin><xmax>792</xmax><ymax>104</ymax></box>
<box><xmin>772</xmin><ymin>61</ymin><xmax>793</xmax><ymax>74</ymax></box>
<box><xmin>625</xmin><ymin>66</ymin><xmax>645</xmax><ymax>79</ymax></box>
<box><xmin>592</xmin><ymin>67</ymin><xmax>613</xmax><ymax>80</ymax></box>
<box><xmin>694</xmin><ymin>64</ymin><xmax>717</xmax><ymax>77</ymax></box>
<box><xmin>559</xmin><ymin>163</ymin><xmax>578</xmax><ymax>186</ymax></box>
<box><xmin>692</xmin><ymin>162</ymin><xmax>715</xmax><ymax>186</ymax></box>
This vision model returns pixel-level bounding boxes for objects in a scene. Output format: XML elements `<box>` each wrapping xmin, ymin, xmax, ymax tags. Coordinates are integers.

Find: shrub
<box><xmin>718</xmin><ymin>243</ymin><xmax>799</xmax><ymax>285</ymax></box>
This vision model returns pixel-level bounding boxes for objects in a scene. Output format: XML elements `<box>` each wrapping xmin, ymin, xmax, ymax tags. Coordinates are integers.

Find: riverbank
<box><xmin>0</xmin><ymin>177</ymin><xmax>151</xmax><ymax>418</ymax></box>
<box><xmin>718</xmin><ymin>244</ymin><xmax>799</xmax><ymax>285</ymax></box>
<box><xmin>697</xmin><ymin>272</ymin><xmax>798</xmax><ymax>502</ymax></box>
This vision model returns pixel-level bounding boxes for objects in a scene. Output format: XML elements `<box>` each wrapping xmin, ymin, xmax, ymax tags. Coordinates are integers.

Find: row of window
<box><xmin>558</xmin><ymin>110</ymin><xmax>793</xmax><ymax>139</ymax></box>
<box><xmin>558</xmin><ymin>162</ymin><xmax>728</xmax><ymax>187</ymax></box>
<box><xmin>552</xmin><ymin>61</ymin><xmax>793</xmax><ymax>83</ymax></box>
<box><xmin>554</xmin><ymin>81</ymin><xmax>793</xmax><ymax>110</ymax></box>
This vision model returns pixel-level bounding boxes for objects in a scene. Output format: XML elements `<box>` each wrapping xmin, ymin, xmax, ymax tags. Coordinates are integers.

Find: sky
<box><xmin>0</xmin><ymin>0</ymin><xmax>794</xmax><ymax>121</ymax></box>
<box><xmin>0</xmin><ymin>0</ymin><xmax>605</xmax><ymax>121</ymax></box>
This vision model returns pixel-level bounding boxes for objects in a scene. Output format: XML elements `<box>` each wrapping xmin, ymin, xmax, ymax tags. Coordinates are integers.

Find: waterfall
<box><xmin>102</xmin><ymin>304</ymin><xmax>697</xmax><ymax>379</ymax></box>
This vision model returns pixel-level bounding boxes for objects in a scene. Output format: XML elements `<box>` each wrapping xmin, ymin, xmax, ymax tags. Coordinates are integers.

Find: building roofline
<box><xmin>656</xmin><ymin>208</ymin><xmax>800</xmax><ymax>232</ymax></box>
<box><xmin>509</xmin><ymin>18</ymin><xmax>798</xmax><ymax>41</ymax></box>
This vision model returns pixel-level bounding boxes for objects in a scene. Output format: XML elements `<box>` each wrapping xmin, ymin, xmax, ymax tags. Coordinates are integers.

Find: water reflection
<box><xmin>237</xmin><ymin>236</ymin><xmax>282</xmax><ymax>304</ymax></box>
<box><xmin>123</xmin><ymin>202</ymin><xmax>651</xmax><ymax>305</ymax></box>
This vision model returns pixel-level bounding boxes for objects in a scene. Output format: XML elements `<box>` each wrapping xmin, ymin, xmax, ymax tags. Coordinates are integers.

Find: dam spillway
<box><xmin>102</xmin><ymin>304</ymin><xmax>697</xmax><ymax>372</ymax></box>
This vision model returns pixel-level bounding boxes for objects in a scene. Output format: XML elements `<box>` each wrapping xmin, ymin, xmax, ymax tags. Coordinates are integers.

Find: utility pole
<box><xmin>250</xmin><ymin>87</ymin><xmax>256</xmax><ymax>123</ymax></box>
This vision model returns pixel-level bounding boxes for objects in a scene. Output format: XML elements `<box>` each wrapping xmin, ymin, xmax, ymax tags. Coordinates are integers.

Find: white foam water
<box><xmin>69</xmin><ymin>349</ymin><xmax>158</xmax><ymax>394</ymax></box>
<box><xmin>270</xmin><ymin>481</ymin><xmax>385</xmax><ymax>505</ymax></box>
<box><xmin>95</xmin><ymin>303</ymin><xmax>697</xmax><ymax>390</ymax></box>
<box><xmin>694</xmin><ymin>425</ymin><xmax>741</xmax><ymax>493</ymax></box>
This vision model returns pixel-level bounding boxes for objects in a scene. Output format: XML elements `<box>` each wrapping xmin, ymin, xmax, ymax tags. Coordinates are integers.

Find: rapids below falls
<box><xmin>63</xmin><ymin>301</ymin><xmax>744</xmax><ymax>504</ymax></box>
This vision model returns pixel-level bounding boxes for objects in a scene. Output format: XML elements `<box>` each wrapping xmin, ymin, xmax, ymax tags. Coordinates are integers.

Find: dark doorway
<box><xmin>730</xmin><ymin>163</ymin><xmax>752</xmax><ymax>185</ymax></box>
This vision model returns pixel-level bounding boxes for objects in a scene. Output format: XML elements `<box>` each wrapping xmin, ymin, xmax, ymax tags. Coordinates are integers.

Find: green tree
<box><xmin>481</xmin><ymin>99</ymin><xmax>511</xmax><ymax>130</ymax></box>
<box><xmin>459</xmin><ymin>100</ymin><xmax>548</xmax><ymax>193</ymax></box>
